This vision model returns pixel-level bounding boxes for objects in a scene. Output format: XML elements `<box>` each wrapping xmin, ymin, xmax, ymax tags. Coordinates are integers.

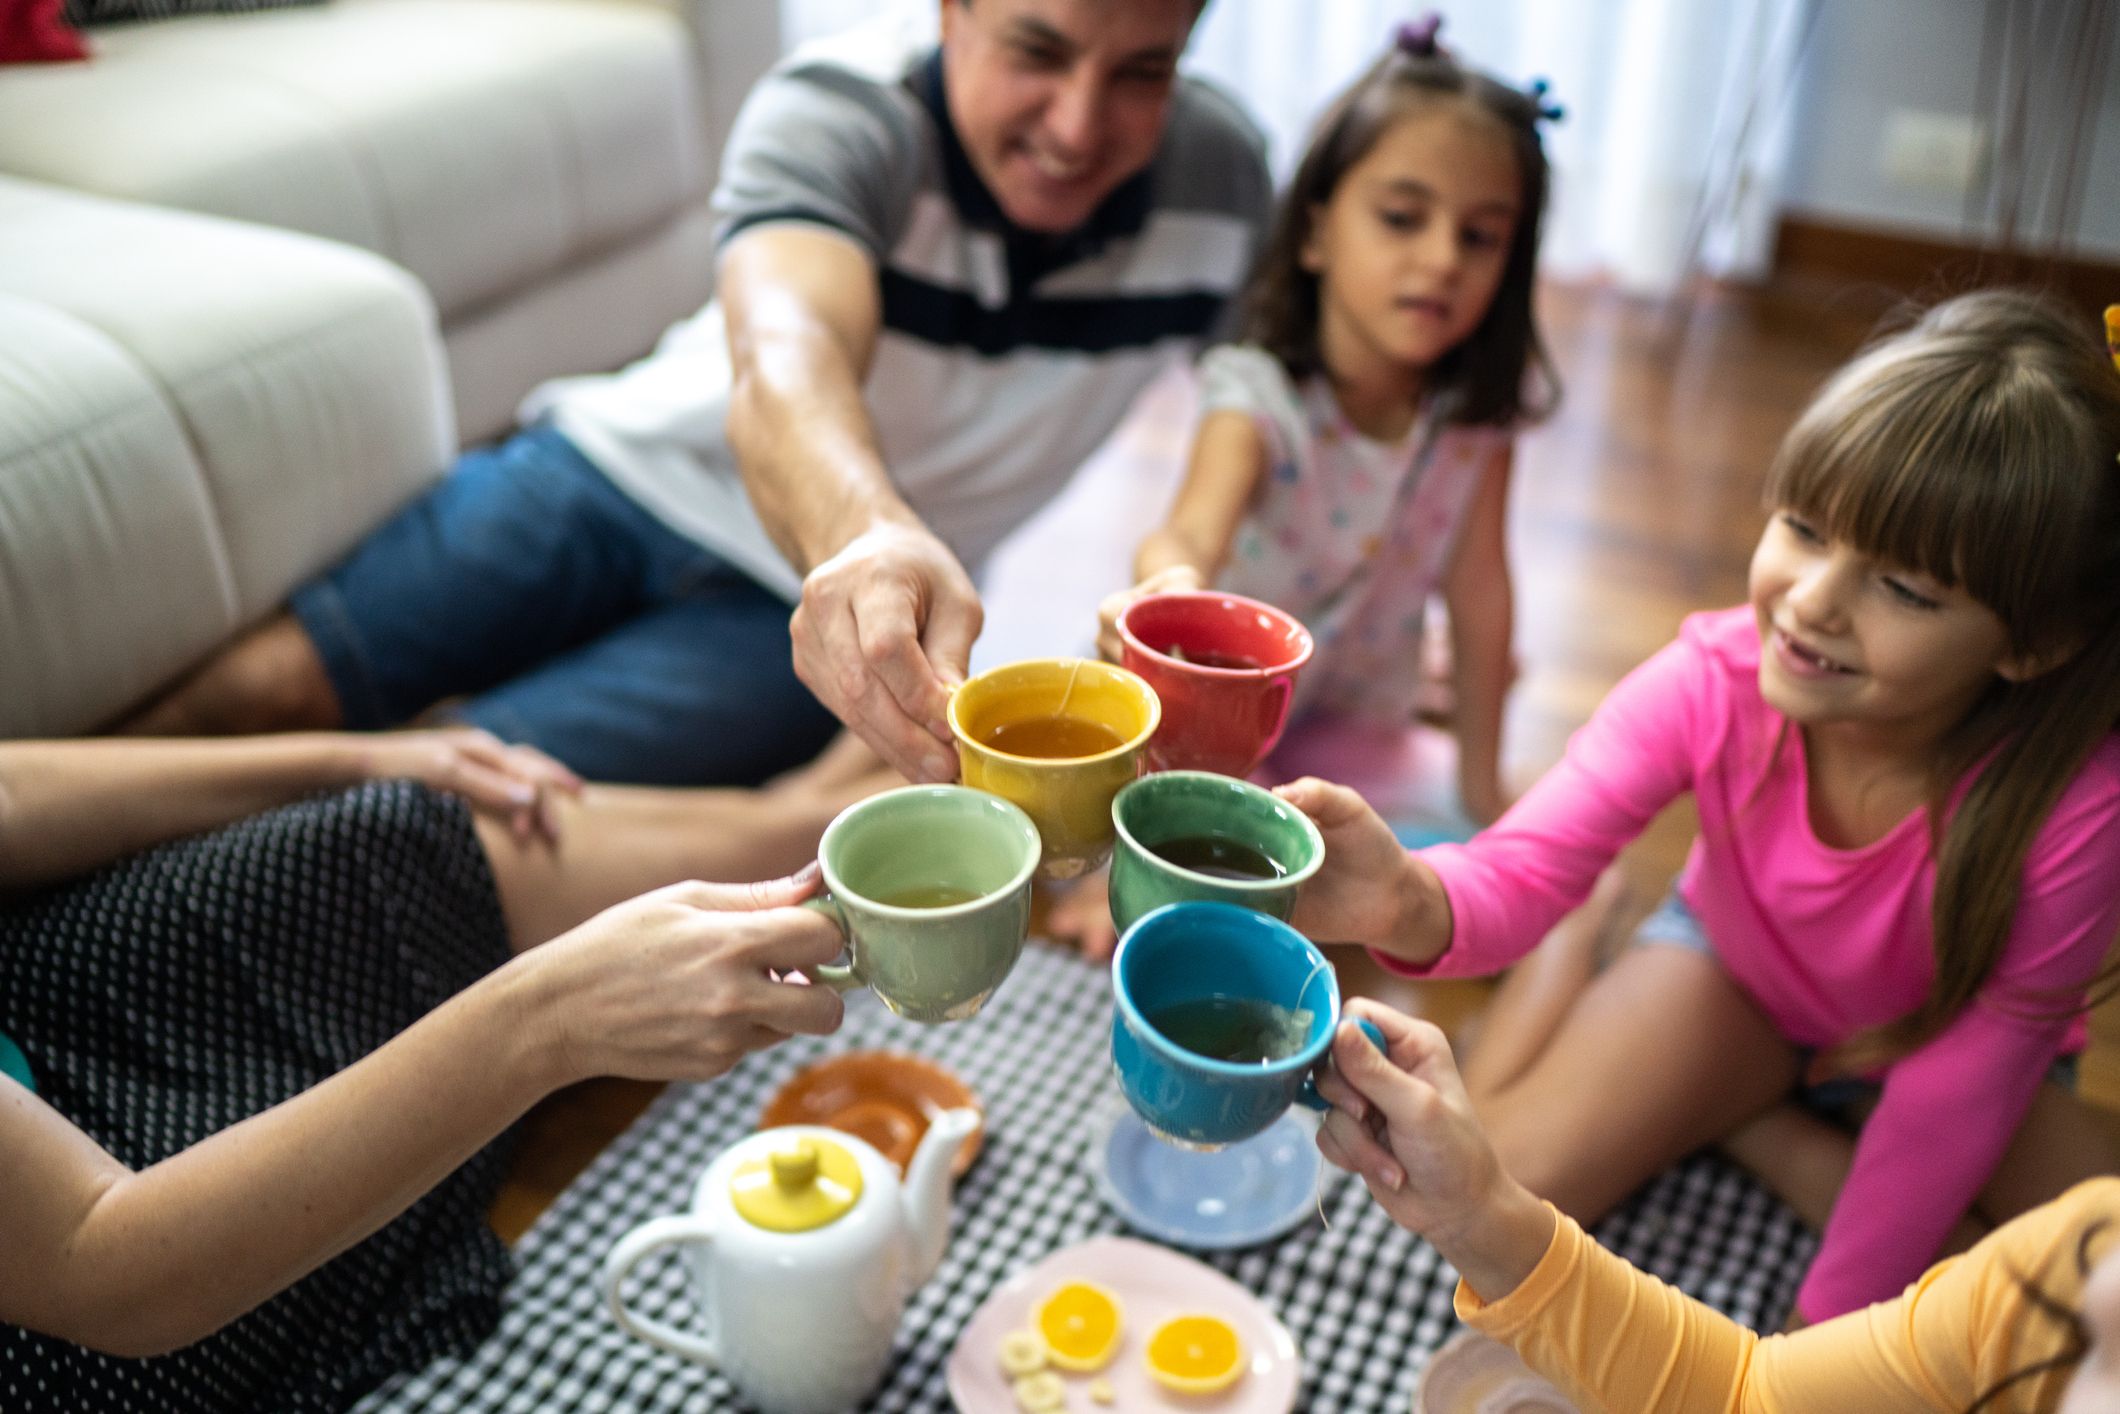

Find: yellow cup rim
<box><xmin>946</xmin><ymin>657</ymin><xmax>1162</xmax><ymax>766</ymax></box>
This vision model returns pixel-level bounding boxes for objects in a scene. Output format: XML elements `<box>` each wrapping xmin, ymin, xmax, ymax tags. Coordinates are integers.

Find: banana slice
<box><xmin>1087</xmin><ymin>1377</ymin><xmax>1116</xmax><ymax>1404</ymax></box>
<box><xmin>1012</xmin><ymin>1371</ymin><xmax>1067</xmax><ymax>1412</ymax></box>
<box><xmin>999</xmin><ymin>1329</ymin><xmax>1049</xmax><ymax>1377</ymax></box>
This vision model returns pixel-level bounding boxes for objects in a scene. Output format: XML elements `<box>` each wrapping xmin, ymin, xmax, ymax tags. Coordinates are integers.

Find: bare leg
<box><xmin>1978</xmin><ymin>1080</ymin><xmax>2120</xmax><ymax>1219</ymax></box>
<box><xmin>473</xmin><ymin>761</ymin><xmax>901</xmax><ymax>951</ymax></box>
<box><xmin>1046</xmin><ymin>867</ymin><xmax>1117</xmax><ymax>959</ymax></box>
<box><xmin>1458</xmin><ymin>867</ymin><xmax>1639</xmax><ymax>1097</ymax></box>
<box><xmin>761</xmin><ymin>728</ymin><xmax>903</xmax><ymax>798</ymax></box>
<box><xmin>1717</xmin><ymin>1082</ymin><xmax>2109</xmax><ymax>1261</ymax></box>
<box><xmin>118</xmin><ymin>613</ymin><xmax>344</xmax><ymax>736</ymax></box>
<box><xmin>1466</xmin><ymin>944</ymin><xmax>1802</xmax><ymax>1224</ymax></box>
<box><xmin>1718</xmin><ymin>1105</ymin><xmax>1866</xmax><ymax>1235</ymax></box>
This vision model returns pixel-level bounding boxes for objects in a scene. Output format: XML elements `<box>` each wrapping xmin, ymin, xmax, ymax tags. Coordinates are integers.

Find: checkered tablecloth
<box><xmin>357</xmin><ymin>943</ymin><xmax>1815</xmax><ymax>1413</ymax></box>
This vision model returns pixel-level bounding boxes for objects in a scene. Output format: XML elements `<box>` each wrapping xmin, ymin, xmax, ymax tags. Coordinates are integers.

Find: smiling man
<box><xmin>127</xmin><ymin>0</ymin><xmax>1269</xmax><ymax>788</ymax></box>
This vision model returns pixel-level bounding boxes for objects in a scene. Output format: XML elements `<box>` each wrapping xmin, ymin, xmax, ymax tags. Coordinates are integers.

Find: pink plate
<box><xmin>946</xmin><ymin>1235</ymin><xmax>1301</xmax><ymax>1413</ymax></box>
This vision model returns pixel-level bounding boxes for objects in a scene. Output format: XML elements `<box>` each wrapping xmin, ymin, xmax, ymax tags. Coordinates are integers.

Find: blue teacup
<box><xmin>1110</xmin><ymin>901</ymin><xmax>1383</xmax><ymax>1151</ymax></box>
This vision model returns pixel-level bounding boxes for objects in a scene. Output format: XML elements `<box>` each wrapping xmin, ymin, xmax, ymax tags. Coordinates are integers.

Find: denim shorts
<box><xmin>1628</xmin><ymin>890</ymin><xmax>2081</xmax><ymax>1108</ymax></box>
<box><xmin>290</xmin><ymin>425</ymin><xmax>839</xmax><ymax>785</ymax></box>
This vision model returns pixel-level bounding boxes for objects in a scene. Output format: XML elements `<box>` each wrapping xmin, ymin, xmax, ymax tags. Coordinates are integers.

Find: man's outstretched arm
<box><xmin>720</xmin><ymin>224</ymin><xmax>981</xmax><ymax>784</ymax></box>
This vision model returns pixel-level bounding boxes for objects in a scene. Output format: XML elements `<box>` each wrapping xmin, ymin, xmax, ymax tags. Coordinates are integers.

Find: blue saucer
<box><xmin>1090</xmin><ymin>1105</ymin><xmax>1325</xmax><ymax>1249</ymax></box>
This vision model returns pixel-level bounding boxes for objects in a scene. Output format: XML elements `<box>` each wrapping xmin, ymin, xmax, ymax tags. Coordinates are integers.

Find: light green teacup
<box><xmin>803</xmin><ymin>785</ymin><xmax>1042</xmax><ymax>1023</ymax></box>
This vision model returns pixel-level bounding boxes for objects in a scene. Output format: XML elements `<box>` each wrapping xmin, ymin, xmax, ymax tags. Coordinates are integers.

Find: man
<box><xmin>128</xmin><ymin>0</ymin><xmax>1269</xmax><ymax>787</ymax></box>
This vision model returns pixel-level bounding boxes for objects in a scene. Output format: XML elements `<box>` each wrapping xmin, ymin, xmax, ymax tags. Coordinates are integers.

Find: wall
<box><xmin>1780</xmin><ymin>0</ymin><xmax>2119</xmax><ymax>259</ymax></box>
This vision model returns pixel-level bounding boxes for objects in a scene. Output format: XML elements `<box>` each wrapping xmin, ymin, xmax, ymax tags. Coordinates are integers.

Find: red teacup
<box><xmin>1116</xmin><ymin>591</ymin><xmax>1314</xmax><ymax>776</ymax></box>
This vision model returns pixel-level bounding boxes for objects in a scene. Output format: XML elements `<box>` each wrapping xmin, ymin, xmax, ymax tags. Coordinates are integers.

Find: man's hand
<box><xmin>790</xmin><ymin>521</ymin><xmax>983</xmax><ymax>783</ymax></box>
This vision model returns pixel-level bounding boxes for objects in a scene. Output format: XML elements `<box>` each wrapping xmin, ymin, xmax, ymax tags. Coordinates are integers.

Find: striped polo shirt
<box><xmin>535</xmin><ymin>12</ymin><xmax>1271</xmax><ymax>601</ymax></box>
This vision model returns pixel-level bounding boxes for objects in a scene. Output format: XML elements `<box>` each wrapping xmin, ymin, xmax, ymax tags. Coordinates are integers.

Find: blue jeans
<box><xmin>290</xmin><ymin>426</ymin><xmax>839</xmax><ymax>785</ymax></box>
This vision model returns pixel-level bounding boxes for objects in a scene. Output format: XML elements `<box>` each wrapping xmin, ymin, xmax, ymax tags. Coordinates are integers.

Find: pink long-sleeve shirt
<box><xmin>1381</xmin><ymin>607</ymin><xmax>2120</xmax><ymax>1321</ymax></box>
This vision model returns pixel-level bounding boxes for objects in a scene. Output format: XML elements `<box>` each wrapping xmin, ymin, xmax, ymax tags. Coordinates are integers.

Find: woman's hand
<box><xmin>1274</xmin><ymin>777</ymin><xmax>1425</xmax><ymax>952</ymax></box>
<box><xmin>1095</xmin><ymin>565</ymin><xmax>1205</xmax><ymax>662</ymax></box>
<box><xmin>362</xmin><ymin>728</ymin><xmax>584</xmax><ymax>844</ymax></box>
<box><xmin>521</xmin><ymin>869</ymin><xmax>847</xmax><ymax>1086</ymax></box>
<box><xmin>1314</xmin><ymin>999</ymin><xmax>1554</xmax><ymax>1302</ymax></box>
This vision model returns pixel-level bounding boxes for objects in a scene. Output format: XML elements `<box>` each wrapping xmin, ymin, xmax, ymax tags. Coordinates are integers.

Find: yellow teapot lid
<box><xmin>730</xmin><ymin>1135</ymin><xmax>865</xmax><ymax>1232</ymax></box>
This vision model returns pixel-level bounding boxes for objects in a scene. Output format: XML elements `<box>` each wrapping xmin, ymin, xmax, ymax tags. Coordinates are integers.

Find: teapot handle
<box><xmin>600</xmin><ymin>1214</ymin><xmax>723</xmax><ymax>1366</ymax></box>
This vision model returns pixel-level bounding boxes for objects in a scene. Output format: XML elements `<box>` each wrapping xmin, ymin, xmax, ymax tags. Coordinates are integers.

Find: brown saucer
<box><xmin>760</xmin><ymin>1050</ymin><xmax>985</xmax><ymax>1180</ymax></box>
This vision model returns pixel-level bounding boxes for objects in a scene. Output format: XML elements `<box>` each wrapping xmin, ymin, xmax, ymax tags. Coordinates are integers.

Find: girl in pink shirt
<box><xmin>1279</xmin><ymin>288</ymin><xmax>2120</xmax><ymax>1322</ymax></box>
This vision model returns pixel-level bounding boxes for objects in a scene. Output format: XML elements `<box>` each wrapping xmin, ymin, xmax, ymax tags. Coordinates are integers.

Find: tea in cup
<box><xmin>1116</xmin><ymin>591</ymin><xmax>1313</xmax><ymax>776</ymax></box>
<box><xmin>1108</xmin><ymin>770</ymin><xmax>1324</xmax><ymax>935</ymax></box>
<box><xmin>803</xmin><ymin>785</ymin><xmax>1041</xmax><ymax>1023</ymax></box>
<box><xmin>1109</xmin><ymin>901</ymin><xmax>1381</xmax><ymax>1150</ymax></box>
<box><xmin>947</xmin><ymin>658</ymin><xmax>1159</xmax><ymax>879</ymax></box>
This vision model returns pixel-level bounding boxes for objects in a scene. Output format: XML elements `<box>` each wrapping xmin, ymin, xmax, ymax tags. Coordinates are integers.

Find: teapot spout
<box><xmin>901</xmin><ymin>1107</ymin><xmax>980</xmax><ymax>1291</ymax></box>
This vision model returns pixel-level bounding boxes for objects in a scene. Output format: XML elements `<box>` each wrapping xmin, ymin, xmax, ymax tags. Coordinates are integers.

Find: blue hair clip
<box><xmin>1526</xmin><ymin>77</ymin><xmax>1566</xmax><ymax>125</ymax></box>
<box><xmin>1394</xmin><ymin>12</ymin><xmax>1444</xmax><ymax>59</ymax></box>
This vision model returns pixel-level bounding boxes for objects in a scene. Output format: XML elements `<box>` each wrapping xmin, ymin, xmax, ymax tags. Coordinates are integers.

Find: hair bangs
<box><xmin>1767</xmin><ymin>344</ymin><xmax>2080</xmax><ymax>647</ymax></box>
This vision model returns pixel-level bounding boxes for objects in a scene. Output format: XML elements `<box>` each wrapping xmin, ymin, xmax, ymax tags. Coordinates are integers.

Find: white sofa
<box><xmin>0</xmin><ymin>0</ymin><xmax>775</xmax><ymax>738</ymax></box>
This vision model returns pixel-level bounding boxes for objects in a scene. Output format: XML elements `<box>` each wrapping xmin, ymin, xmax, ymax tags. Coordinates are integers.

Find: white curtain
<box><xmin>772</xmin><ymin>0</ymin><xmax>1814</xmax><ymax>296</ymax></box>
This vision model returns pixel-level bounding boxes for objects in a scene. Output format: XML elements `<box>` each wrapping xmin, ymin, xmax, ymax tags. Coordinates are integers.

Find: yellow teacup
<box><xmin>948</xmin><ymin>658</ymin><xmax>1160</xmax><ymax>880</ymax></box>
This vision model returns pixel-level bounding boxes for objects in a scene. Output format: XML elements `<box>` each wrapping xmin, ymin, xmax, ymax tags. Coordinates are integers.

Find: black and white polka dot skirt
<box><xmin>0</xmin><ymin>782</ymin><xmax>518</xmax><ymax>1412</ymax></box>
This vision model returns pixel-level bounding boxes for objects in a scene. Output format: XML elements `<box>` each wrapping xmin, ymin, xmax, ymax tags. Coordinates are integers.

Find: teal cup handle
<box><xmin>797</xmin><ymin>895</ymin><xmax>863</xmax><ymax>993</ymax></box>
<box><xmin>1295</xmin><ymin>1018</ymin><xmax>1388</xmax><ymax>1111</ymax></box>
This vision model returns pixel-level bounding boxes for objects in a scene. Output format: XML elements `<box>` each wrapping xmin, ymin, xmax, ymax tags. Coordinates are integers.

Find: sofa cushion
<box><xmin>0</xmin><ymin>176</ymin><xmax>452</xmax><ymax>736</ymax></box>
<box><xmin>0</xmin><ymin>0</ymin><xmax>87</xmax><ymax>61</ymax></box>
<box><xmin>65</xmin><ymin>0</ymin><xmax>318</xmax><ymax>28</ymax></box>
<box><xmin>0</xmin><ymin>0</ymin><xmax>704</xmax><ymax>322</ymax></box>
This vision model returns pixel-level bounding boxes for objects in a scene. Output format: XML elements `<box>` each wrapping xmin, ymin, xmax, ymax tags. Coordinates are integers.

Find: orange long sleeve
<box><xmin>1455</xmin><ymin>1179</ymin><xmax>2117</xmax><ymax>1413</ymax></box>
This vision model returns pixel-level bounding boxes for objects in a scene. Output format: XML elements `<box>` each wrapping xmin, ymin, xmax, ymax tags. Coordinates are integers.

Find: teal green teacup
<box><xmin>804</xmin><ymin>785</ymin><xmax>1042</xmax><ymax>1023</ymax></box>
<box><xmin>1108</xmin><ymin>771</ymin><xmax>1325</xmax><ymax>936</ymax></box>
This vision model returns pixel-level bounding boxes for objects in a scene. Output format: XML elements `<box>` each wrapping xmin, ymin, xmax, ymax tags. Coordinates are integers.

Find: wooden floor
<box><xmin>489</xmin><ymin>278</ymin><xmax>2120</xmax><ymax>1244</ymax></box>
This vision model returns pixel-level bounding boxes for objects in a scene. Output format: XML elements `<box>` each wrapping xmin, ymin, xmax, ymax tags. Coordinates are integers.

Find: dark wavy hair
<box><xmin>1238</xmin><ymin>44</ymin><xmax>1560</xmax><ymax>427</ymax></box>
<box><xmin>1962</xmin><ymin>1218</ymin><xmax>2106</xmax><ymax>1411</ymax></box>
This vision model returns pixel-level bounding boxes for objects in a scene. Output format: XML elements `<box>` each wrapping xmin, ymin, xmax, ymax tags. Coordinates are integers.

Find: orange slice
<box><xmin>1034</xmin><ymin>1280</ymin><xmax>1124</xmax><ymax>1372</ymax></box>
<box><xmin>1145</xmin><ymin>1313</ymin><xmax>1247</xmax><ymax>1395</ymax></box>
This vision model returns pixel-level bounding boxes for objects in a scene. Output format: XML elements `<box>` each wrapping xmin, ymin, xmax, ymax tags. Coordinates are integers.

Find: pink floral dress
<box><xmin>1202</xmin><ymin>345</ymin><xmax>1507</xmax><ymax>724</ymax></box>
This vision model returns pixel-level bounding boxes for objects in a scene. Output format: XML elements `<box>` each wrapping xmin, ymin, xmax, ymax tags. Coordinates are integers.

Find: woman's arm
<box><xmin>1311</xmin><ymin>1001</ymin><xmax>2094</xmax><ymax>1414</ymax></box>
<box><xmin>1441</xmin><ymin>444</ymin><xmax>1516</xmax><ymax>826</ymax></box>
<box><xmin>0</xmin><ymin>878</ymin><xmax>844</xmax><ymax>1357</ymax></box>
<box><xmin>1096</xmin><ymin>410</ymin><xmax>1269</xmax><ymax>659</ymax></box>
<box><xmin>0</xmin><ymin>732</ymin><xmax>580</xmax><ymax>890</ymax></box>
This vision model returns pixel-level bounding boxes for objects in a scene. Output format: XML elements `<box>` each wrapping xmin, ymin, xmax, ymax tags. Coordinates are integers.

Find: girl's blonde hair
<box><xmin>1765</xmin><ymin>289</ymin><xmax>2120</xmax><ymax>1070</ymax></box>
<box><xmin>1238</xmin><ymin>42</ymin><xmax>1560</xmax><ymax>427</ymax></box>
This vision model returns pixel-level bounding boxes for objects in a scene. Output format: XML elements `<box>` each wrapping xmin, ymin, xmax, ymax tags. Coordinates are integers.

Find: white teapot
<box><xmin>600</xmin><ymin>1109</ymin><xmax>980</xmax><ymax>1414</ymax></box>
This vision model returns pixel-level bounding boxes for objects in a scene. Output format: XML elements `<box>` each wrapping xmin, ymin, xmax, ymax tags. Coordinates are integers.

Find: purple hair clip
<box><xmin>1394</xmin><ymin>12</ymin><xmax>1444</xmax><ymax>59</ymax></box>
<box><xmin>1526</xmin><ymin>77</ymin><xmax>1566</xmax><ymax>125</ymax></box>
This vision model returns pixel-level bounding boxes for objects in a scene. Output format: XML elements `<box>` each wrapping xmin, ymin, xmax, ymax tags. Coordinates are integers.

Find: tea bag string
<box><xmin>1295</xmin><ymin>956</ymin><xmax>1331</xmax><ymax>1023</ymax></box>
<box><xmin>1053</xmin><ymin>658</ymin><xmax>1085</xmax><ymax>720</ymax></box>
<box><xmin>1302</xmin><ymin>953</ymin><xmax>1338</xmax><ymax>1234</ymax></box>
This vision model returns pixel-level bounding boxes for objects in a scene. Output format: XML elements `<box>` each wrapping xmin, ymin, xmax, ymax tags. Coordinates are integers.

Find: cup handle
<box><xmin>1297</xmin><ymin>1017</ymin><xmax>1389</xmax><ymax>1112</ymax></box>
<box><xmin>798</xmin><ymin>894</ymin><xmax>863</xmax><ymax>993</ymax></box>
<box><xmin>600</xmin><ymin>1214</ymin><xmax>723</xmax><ymax>1365</ymax></box>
